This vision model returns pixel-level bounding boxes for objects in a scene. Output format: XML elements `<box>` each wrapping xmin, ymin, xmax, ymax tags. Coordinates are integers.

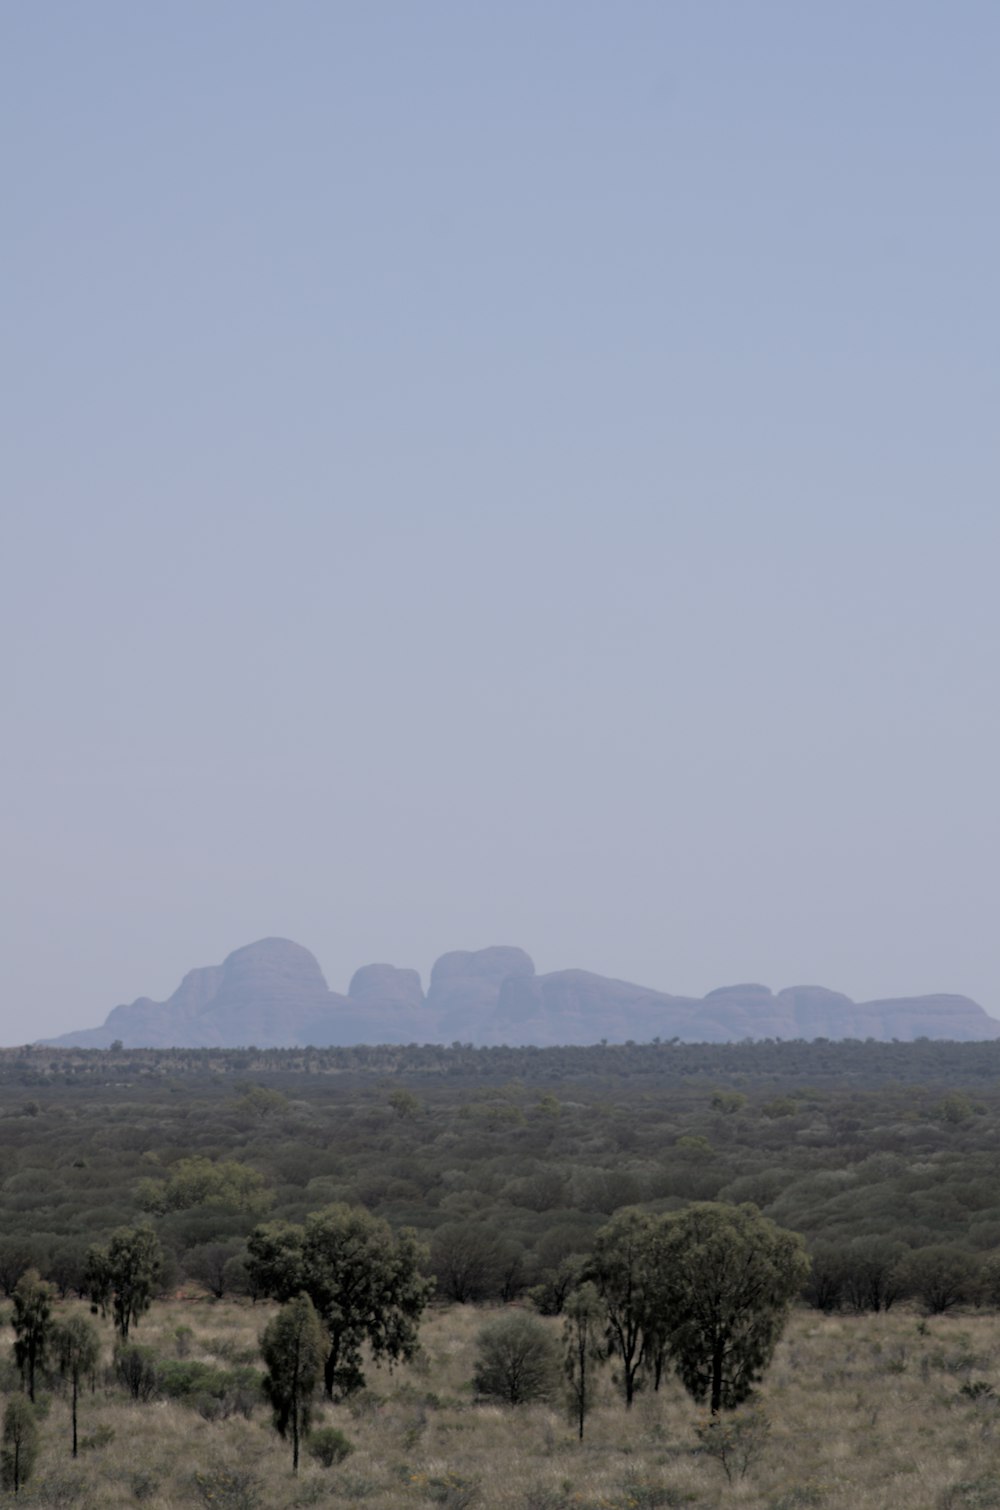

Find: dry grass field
<box><xmin>8</xmin><ymin>1298</ymin><xmax>1000</xmax><ymax>1509</ymax></box>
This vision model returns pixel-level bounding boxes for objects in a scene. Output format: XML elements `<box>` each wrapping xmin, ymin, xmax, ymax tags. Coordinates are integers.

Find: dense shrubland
<box><xmin>0</xmin><ymin>1039</ymin><xmax>999</xmax><ymax>1309</ymax></box>
<box><xmin>1</xmin><ymin>1039</ymin><xmax>1000</xmax><ymax>1501</ymax></box>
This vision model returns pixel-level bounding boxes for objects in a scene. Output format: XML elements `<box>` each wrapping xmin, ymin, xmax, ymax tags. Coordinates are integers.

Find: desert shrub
<box><xmin>113</xmin><ymin>1341</ymin><xmax>158</xmax><ymax>1401</ymax></box>
<box><xmin>172</xmin><ymin>1323</ymin><xmax>194</xmax><ymax>1357</ymax></box>
<box><xmin>696</xmin><ymin>1406</ymin><xmax>771</xmax><ymax>1482</ymax></box>
<box><xmin>896</xmin><ymin>1245</ymin><xmax>978</xmax><ymax>1314</ymax></box>
<box><xmin>183</xmin><ymin>1241</ymin><xmax>245</xmax><ymax>1299</ymax></box>
<box><xmin>426</xmin><ymin>1472</ymin><xmax>480</xmax><ymax>1508</ymax></box>
<box><xmin>842</xmin><ymin>1237</ymin><xmax>908</xmax><ymax>1313</ymax></box>
<box><xmin>1</xmin><ymin>1396</ymin><xmax>38</xmax><ymax>1493</ymax></box>
<box><xmin>78</xmin><ymin>1424</ymin><xmax>115</xmax><ymax>1451</ymax></box>
<box><xmin>769</xmin><ymin>1489</ymin><xmax>826</xmax><ymax>1509</ymax></box>
<box><xmin>938</xmin><ymin>1478</ymin><xmax>1000</xmax><ymax>1509</ymax></box>
<box><xmin>473</xmin><ymin>1311</ymin><xmax>560</xmax><ymax>1405</ymax></box>
<box><xmin>131</xmin><ymin>1468</ymin><xmax>160</xmax><ymax>1501</ymax></box>
<box><xmin>307</xmin><ymin>1424</ymin><xmax>354</xmax><ymax>1467</ymax></box>
<box><xmin>617</xmin><ymin>1468</ymin><xmax>688</xmax><ymax>1507</ymax></box>
<box><xmin>191</xmin><ymin>1465</ymin><xmax>265</xmax><ymax>1510</ymax></box>
<box><xmin>430</xmin><ymin>1222</ymin><xmax>501</xmax><ymax>1302</ymax></box>
<box><xmin>803</xmin><ymin>1243</ymin><xmax>850</xmax><ymax>1311</ymax></box>
<box><xmin>157</xmin><ymin>1357</ymin><xmax>227</xmax><ymax>1399</ymax></box>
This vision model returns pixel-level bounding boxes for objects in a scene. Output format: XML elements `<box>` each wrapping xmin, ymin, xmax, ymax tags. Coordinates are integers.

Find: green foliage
<box><xmin>114</xmin><ymin>1340</ymin><xmax>159</xmax><ymax>1401</ymax></box>
<box><xmin>78</xmin><ymin>1424</ymin><xmax>115</xmax><ymax>1451</ymax></box>
<box><xmin>473</xmin><ymin>1311</ymin><xmax>560</xmax><ymax>1405</ymax></box>
<box><xmin>136</xmin><ymin>1156</ymin><xmax>272</xmax><ymax>1216</ymax></box>
<box><xmin>11</xmin><ymin>1266</ymin><xmax>55</xmax><ymax>1400</ymax></box>
<box><xmin>156</xmin><ymin>1358</ymin><xmax>260</xmax><ymax>1418</ymax></box>
<box><xmin>588</xmin><ymin>1208</ymin><xmax>658</xmax><ymax>1406</ymax></box>
<box><xmin>563</xmin><ymin>1281</ymin><xmax>605</xmax><ymax>1439</ymax></box>
<box><xmin>248</xmin><ymin>1205</ymin><xmax>432</xmax><ymax>1398</ymax></box>
<box><xmin>306</xmin><ymin>1424</ymin><xmax>354</xmax><ymax>1467</ymax></box>
<box><xmin>654</xmin><ymin>1203</ymin><xmax>809</xmax><ymax>1413</ymax></box>
<box><xmin>232</xmin><ymin>1085</ymin><xmax>289</xmax><ymax>1119</ymax></box>
<box><xmin>979</xmin><ymin>1254</ymin><xmax>1000</xmax><ymax>1308</ymax></box>
<box><xmin>192</xmin><ymin>1464</ymin><xmax>264</xmax><ymax>1509</ymax></box>
<box><xmin>261</xmin><ymin>1294</ymin><xmax>327</xmax><ymax>1473</ymax></box>
<box><xmin>131</xmin><ymin>1468</ymin><xmax>160</xmax><ymax>1501</ymax></box>
<box><xmin>52</xmin><ymin>1314</ymin><xmax>100</xmax><ymax>1456</ymax></box>
<box><xmin>183</xmin><ymin>1241</ymin><xmax>246</xmax><ymax>1299</ymax></box>
<box><xmin>841</xmin><ymin>1237</ymin><xmax>908</xmax><ymax>1314</ymax></box>
<box><xmin>7</xmin><ymin>1038</ymin><xmax>1000</xmax><ymax>1321</ymax></box>
<box><xmin>86</xmin><ymin>1225</ymin><xmax>163</xmax><ymax>1339</ymax></box>
<box><xmin>934</xmin><ymin>1091</ymin><xmax>976</xmax><ymax>1124</ymax></box>
<box><xmin>388</xmin><ymin>1089</ymin><xmax>422</xmax><ymax>1120</ymax></box>
<box><xmin>424</xmin><ymin>1471</ymin><xmax>481</xmax><ymax>1507</ymax></box>
<box><xmin>430</xmin><ymin>1222</ymin><xmax>501</xmax><ymax>1303</ymax></box>
<box><xmin>695</xmin><ymin>1405</ymin><xmax>771</xmax><ymax>1482</ymax></box>
<box><xmin>1</xmin><ymin>1394</ymin><xmax>38</xmax><ymax>1493</ymax></box>
<box><xmin>896</xmin><ymin>1245</ymin><xmax>978</xmax><ymax>1314</ymax></box>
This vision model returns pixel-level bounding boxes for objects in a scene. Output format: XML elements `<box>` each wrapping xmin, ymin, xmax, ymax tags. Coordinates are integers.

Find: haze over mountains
<box><xmin>41</xmin><ymin>938</ymin><xmax>1000</xmax><ymax>1050</ymax></box>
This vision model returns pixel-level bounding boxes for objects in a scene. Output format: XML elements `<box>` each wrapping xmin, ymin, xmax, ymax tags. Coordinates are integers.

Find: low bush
<box><xmin>306</xmin><ymin>1424</ymin><xmax>354</xmax><ymax>1467</ymax></box>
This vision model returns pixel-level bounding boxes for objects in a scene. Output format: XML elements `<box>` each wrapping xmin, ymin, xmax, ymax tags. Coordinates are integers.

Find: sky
<box><xmin>2</xmin><ymin>2</ymin><xmax>998</xmax><ymax>1041</ymax></box>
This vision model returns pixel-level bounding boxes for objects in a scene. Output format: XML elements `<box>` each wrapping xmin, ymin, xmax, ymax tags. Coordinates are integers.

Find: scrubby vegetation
<box><xmin>0</xmin><ymin>1296</ymin><xmax>998</xmax><ymax>1505</ymax></box>
<box><xmin>1</xmin><ymin>1037</ymin><xmax>1000</xmax><ymax>1502</ymax></box>
<box><xmin>2</xmin><ymin>1037</ymin><xmax>1000</xmax><ymax>1299</ymax></box>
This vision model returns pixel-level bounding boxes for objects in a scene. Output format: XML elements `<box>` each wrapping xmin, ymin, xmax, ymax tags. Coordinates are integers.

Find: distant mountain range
<box><xmin>40</xmin><ymin>938</ymin><xmax>1000</xmax><ymax>1049</ymax></box>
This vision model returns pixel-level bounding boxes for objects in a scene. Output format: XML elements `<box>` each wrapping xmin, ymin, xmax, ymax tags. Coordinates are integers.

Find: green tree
<box><xmin>563</xmin><ymin>1282</ymin><xmax>605</xmax><ymax>1439</ymax></box>
<box><xmin>136</xmin><ymin>1156</ymin><xmax>272</xmax><ymax>1216</ymax></box>
<box><xmin>1</xmin><ymin>1395</ymin><xmax>38</xmax><ymax>1494</ymax></box>
<box><xmin>654</xmin><ymin>1202</ymin><xmax>809</xmax><ymax>1413</ymax></box>
<box><xmin>895</xmin><ymin>1245</ymin><xmax>977</xmax><ymax>1315</ymax></box>
<box><xmin>52</xmin><ymin>1315</ymin><xmax>100</xmax><ymax>1457</ymax></box>
<box><xmin>261</xmin><ymin>1294</ymin><xmax>326</xmax><ymax>1474</ymax></box>
<box><xmin>11</xmin><ymin>1268</ymin><xmax>55</xmax><ymax>1401</ymax></box>
<box><xmin>430</xmin><ymin>1222</ymin><xmax>500</xmax><ymax>1303</ymax></box>
<box><xmin>978</xmin><ymin>1253</ymin><xmax>1000</xmax><ymax>1309</ymax></box>
<box><xmin>473</xmin><ymin>1311</ymin><xmax>560</xmax><ymax>1405</ymax></box>
<box><xmin>841</xmin><ymin>1236</ymin><xmax>907</xmax><ymax>1314</ymax></box>
<box><xmin>247</xmin><ymin>1205</ymin><xmax>432</xmax><ymax>1398</ymax></box>
<box><xmin>587</xmin><ymin>1209</ymin><xmax>658</xmax><ymax>1407</ymax></box>
<box><xmin>85</xmin><ymin>1225</ymin><xmax>163</xmax><ymax>1338</ymax></box>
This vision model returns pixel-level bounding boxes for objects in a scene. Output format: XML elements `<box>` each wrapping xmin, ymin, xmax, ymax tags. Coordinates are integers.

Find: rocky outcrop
<box><xmin>426</xmin><ymin>946</ymin><xmax>535</xmax><ymax>1040</ymax></box>
<box><xmin>338</xmin><ymin>964</ymin><xmax>430</xmax><ymax>1044</ymax></box>
<box><xmin>48</xmin><ymin>939</ymin><xmax>350</xmax><ymax>1049</ymax></box>
<box><xmin>348</xmin><ymin>964</ymin><xmax>425</xmax><ymax>1010</ymax></box>
<box><xmin>489</xmin><ymin>969</ymin><xmax>694</xmax><ymax>1046</ymax></box>
<box><xmin>41</xmin><ymin>938</ymin><xmax>1000</xmax><ymax>1048</ymax></box>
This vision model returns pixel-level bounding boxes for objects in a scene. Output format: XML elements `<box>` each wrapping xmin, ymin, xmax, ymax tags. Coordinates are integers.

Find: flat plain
<box><xmin>6</xmin><ymin>1296</ymin><xmax>1000</xmax><ymax>1509</ymax></box>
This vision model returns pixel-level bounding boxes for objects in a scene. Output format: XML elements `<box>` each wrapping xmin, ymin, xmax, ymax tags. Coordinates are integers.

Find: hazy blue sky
<box><xmin>3</xmin><ymin>2</ymin><xmax>998</xmax><ymax>1041</ymax></box>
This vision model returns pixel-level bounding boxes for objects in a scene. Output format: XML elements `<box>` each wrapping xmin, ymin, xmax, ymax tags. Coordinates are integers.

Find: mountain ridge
<box><xmin>39</xmin><ymin>937</ymin><xmax>1000</xmax><ymax>1049</ymax></box>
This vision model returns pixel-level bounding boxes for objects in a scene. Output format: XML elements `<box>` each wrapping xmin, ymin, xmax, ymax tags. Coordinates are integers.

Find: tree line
<box><xmin>0</xmin><ymin>1196</ymin><xmax>812</xmax><ymax>1487</ymax></box>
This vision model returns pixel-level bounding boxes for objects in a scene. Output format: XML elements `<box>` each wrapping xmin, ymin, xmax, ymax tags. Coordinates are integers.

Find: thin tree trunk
<box><xmin>72</xmin><ymin>1375</ymin><xmax>78</xmax><ymax>1458</ymax></box>
<box><xmin>711</xmin><ymin>1340</ymin><xmax>724</xmax><ymax>1415</ymax></box>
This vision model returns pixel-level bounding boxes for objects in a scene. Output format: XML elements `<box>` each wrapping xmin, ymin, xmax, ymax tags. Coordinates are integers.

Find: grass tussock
<box><xmin>8</xmin><ymin>1299</ymin><xmax>1000</xmax><ymax>1508</ymax></box>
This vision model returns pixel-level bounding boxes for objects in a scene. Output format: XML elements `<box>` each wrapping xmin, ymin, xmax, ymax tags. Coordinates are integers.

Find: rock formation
<box><xmin>41</xmin><ymin>938</ymin><xmax>1000</xmax><ymax>1049</ymax></box>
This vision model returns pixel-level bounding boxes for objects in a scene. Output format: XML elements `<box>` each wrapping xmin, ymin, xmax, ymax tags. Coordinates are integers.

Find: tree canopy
<box><xmin>261</xmin><ymin>1294</ymin><xmax>326</xmax><ymax>1473</ymax></box>
<box><xmin>85</xmin><ymin>1226</ymin><xmax>163</xmax><ymax>1339</ymax></box>
<box><xmin>654</xmin><ymin>1202</ymin><xmax>809</xmax><ymax>1412</ymax></box>
<box><xmin>247</xmin><ymin>1204</ymin><xmax>432</xmax><ymax>1397</ymax></box>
